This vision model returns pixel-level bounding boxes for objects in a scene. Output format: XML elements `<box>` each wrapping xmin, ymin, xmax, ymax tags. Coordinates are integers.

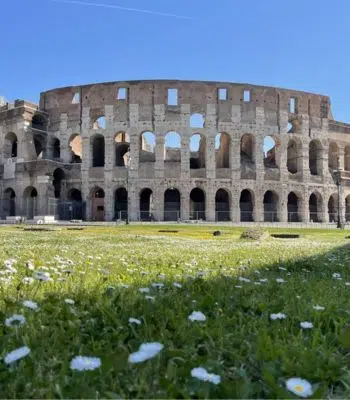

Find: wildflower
<box><xmin>270</xmin><ymin>313</ymin><xmax>287</xmax><ymax>320</ymax></box>
<box><xmin>128</xmin><ymin>342</ymin><xmax>163</xmax><ymax>363</ymax></box>
<box><xmin>64</xmin><ymin>299</ymin><xmax>75</xmax><ymax>305</ymax></box>
<box><xmin>254</xmin><ymin>282</ymin><xmax>261</xmax><ymax>285</ymax></box>
<box><xmin>139</xmin><ymin>287</ymin><xmax>150</xmax><ymax>294</ymax></box>
<box><xmin>129</xmin><ymin>318</ymin><xmax>142</xmax><ymax>325</ymax></box>
<box><xmin>313</xmin><ymin>305</ymin><xmax>325</xmax><ymax>311</ymax></box>
<box><xmin>191</xmin><ymin>367</ymin><xmax>221</xmax><ymax>385</ymax></box>
<box><xmin>235</xmin><ymin>285</ymin><xmax>242</xmax><ymax>288</ymax></box>
<box><xmin>4</xmin><ymin>346</ymin><xmax>31</xmax><ymax>364</ymax></box>
<box><xmin>119</xmin><ymin>284</ymin><xmax>129</xmax><ymax>288</ymax></box>
<box><xmin>5</xmin><ymin>314</ymin><xmax>26</xmax><ymax>327</ymax></box>
<box><xmin>286</xmin><ymin>377</ymin><xmax>314</xmax><ymax>398</ymax></box>
<box><xmin>188</xmin><ymin>311</ymin><xmax>206</xmax><ymax>322</ymax></box>
<box><xmin>276</xmin><ymin>278</ymin><xmax>286</xmax><ymax>283</ymax></box>
<box><xmin>33</xmin><ymin>271</ymin><xmax>51</xmax><ymax>281</ymax></box>
<box><xmin>278</xmin><ymin>267</ymin><xmax>287</xmax><ymax>271</ymax></box>
<box><xmin>22</xmin><ymin>277</ymin><xmax>34</xmax><ymax>285</ymax></box>
<box><xmin>173</xmin><ymin>282</ymin><xmax>182</xmax><ymax>288</ymax></box>
<box><xmin>23</xmin><ymin>300</ymin><xmax>39</xmax><ymax>310</ymax></box>
<box><xmin>332</xmin><ymin>273</ymin><xmax>341</xmax><ymax>279</ymax></box>
<box><xmin>345</xmin><ymin>282</ymin><xmax>350</xmax><ymax>286</ymax></box>
<box><xmin>145</xmin><ymin>295</ymin><xmax>155</xmax><ymax>301</ymax></box>
<box><xmin>260</xmin><ymin>278</ymin><xmax>269</xmax><ymax>283</ymax></box>
<box><xmin>300</xmin><ymin>321</ymin><xmax>313</xmax><ymax>329</ymax></box>
<box><xmin>151</xmin><ymin>283</ymin><xmax>164</xmax><ymax>289</ymax></box>
<box><xmin>70</xmin><ymin>356</ymin><xmax>101</xmax><ymax>371</ymax></box>
<box><xmin>238</xmin><ymin>277</ymin><xmax>251</xmax><ymax>283</ymax></box>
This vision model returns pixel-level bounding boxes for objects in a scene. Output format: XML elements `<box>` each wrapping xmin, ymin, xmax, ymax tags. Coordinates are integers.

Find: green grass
<box><xmin>1</xmin><ymin>225</ymin><xmax>350</xmax><ymax>398</ymax></box>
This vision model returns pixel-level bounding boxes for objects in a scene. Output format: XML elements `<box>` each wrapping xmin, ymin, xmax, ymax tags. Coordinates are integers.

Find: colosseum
<box><xmin>0</xmin><ymin>79</ymin><xmax>350</xmax><ymax>223</ymax></box>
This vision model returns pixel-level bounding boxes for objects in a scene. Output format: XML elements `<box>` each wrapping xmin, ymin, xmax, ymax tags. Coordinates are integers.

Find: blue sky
<box><xmin>1</xmin><ymin>0</ymin><xmax>349</xmax><ymax>123</ymax></box>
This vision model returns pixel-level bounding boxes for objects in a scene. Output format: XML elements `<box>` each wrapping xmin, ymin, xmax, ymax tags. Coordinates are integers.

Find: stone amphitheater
<box><xmin>0</xmin><ymin>79</ymin><xmax>350</xmax><ymax>223</ymax></box>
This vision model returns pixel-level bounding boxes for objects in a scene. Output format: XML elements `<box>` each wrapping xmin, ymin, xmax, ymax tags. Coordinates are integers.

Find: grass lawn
<box><xmin>1</xmin><ymin>225</ymin><xmax>350</xmax><ymax>398</ymax></box>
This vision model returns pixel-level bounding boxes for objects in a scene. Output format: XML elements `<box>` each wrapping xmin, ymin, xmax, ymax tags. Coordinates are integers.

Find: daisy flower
<box><xmin>70</xmin><ymin>356</ymin><xmax>101</xmax><ymax>371</ymax></box>
<box><xmin>5</xmin><ymin>314</ymin><xmax>26</xmax><ymax>327</ymax></box>
<box><xmin>270</xmin><ymin>313</ymin><xmax>287</xmax><ymax>320</ymax></box>
<box><xmin>191</xmin><ymin>367</ymin><xmax>221</xmax><ymax>385</ymax></box>
<box><xmin>188</xmin><ymin>311</ymin><xmax>206</xmax><ymax>322</ymax></box>
<box><xmin>300</xmin><ymin>321</ymin><xmax>313</xmax><ymax>329</ymax></box>
<box><xmin>4</xmin><ymin>346</ymin><xmax>31</xmax><ymax>364</ymax></box>
<box><xmin>286</xmin><ymin>377</ymin><xmax>314</xmax><ymax>398</ymax></box>
<box><xmin>128</xmin><ymin>342</ymin><xmax>163</xmax><ymax>364</ymax></box>
<box><xmin>23</xmin><ymin>300</ymin><xmax>39</xmax><ymax>310</ymax></box>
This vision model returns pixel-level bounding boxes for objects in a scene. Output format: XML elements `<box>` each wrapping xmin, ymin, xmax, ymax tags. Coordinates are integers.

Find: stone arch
<box><xmin>139</xmin><ymin>188</ymin><xmax>153</xmax><ymax>221</ymax></box>
<box><xmin>69</xmin><ymin>134</ymin><xmax>82</xmax><ymax>163</ymax></box>
<box><xmin>287</xmin><ymin>139</ymin><xmax>300</xmax><ymax>174</ymax></box>
<box><xmin>91</xmin><ymin>134</ymin><xmax>105</xmax><ymax>167</ymax></box>
<box><xmin>140</xmin><ymin>131</ymin><xmax>155</xmax><ymax>163</ymax></box>
<box><xmin>215</xmin><ymin>132</ymin><xmax>230</xmax><ymax>168</ymax></box>
<box><xmin>309</xmin><ymin>139</ymin><xmax>322</xmax><ymax>175</ymax></box>
<box><xmin>328</xmin><ymin>193</ymin><xmax>338</xmax><ymax>223</ymax></box>
<box><xmin>115</xmin><ymin>187</ymin><xmax>128</xmax><ymax>220</ymax></box>
<box><xmin>92</xmin><ymin>116</ymin><xmax>106</xmax><ymax>130</ymax></box>
<box><xmin>263</xmin><ymin>190</ymin><xmax>279</xmax><ymax>222</ymax></box>
<box><xmin>4</xmin><ymin>132</ymin><xmax>18</xmax><ymax>159</ymax></box>
<box><xmin>287</xmin><ymin>191</ymin><xmax>300</xmax><ymax>222</ymax></box>
<box><xmin>68</xmin><ymin>188</ymin><xmax>82</xmax><ymax>201</ymax></box>
<box><xmin>33</xmin><ymin>134</ymin><xmax>44</xmax><ymax>159</ymax></box>
<box><xmin>328</xmin><ymin>142</ymin><xmax>339</xmax><ymax>170</ymax></box>
<box><xmin>164</xmin><ymin>131</ymin><xmax>181</xmax><ymax>162</ymax></box>
<box><xmin>240</xmin><ymin>134</ymin><xmax>254</xmax><ymax>164</ymax></box>
<box><xmin>215</xmin><ymin>188</ymin><xmax>230</xmax><ymax>221</ymax></box>
<box><xmin>23</xmin><ymin>186</ymin><xmax>38</xmax><ymax>219</ymax></box>
<box><xmin>345</xmin><ymin>146</ymin><xmax>350</xmax><ymax>171</ymax></box>
<box><xmin>31</xmin><ymin>113</ymin><xmax>47</xmax><ymax>131</ymax></box>
<box><xmin>309</xmin><ymin>192</ymin><xmax>323</xmax><ymax>222</ymax></box>
<box><xmin>52</xmin><ymin>137</ymin><xmax>60</xmax><ymax>159</ymax></box>
<box><xmin>190</xmin><ymin>187</ymin><xmax>205</xmax><ymax>220</ymax></box>
<box><xmin>264</xmin><ymin>136</ymin><xmax>279</xmax><ymax>168</ymax></box>
<box><xmin>164</xmin><ymin>188</ymin><xmax>181</xmax><ymax>221</ymax></box>
<box><xmin>190</xmin><ymin>113</ymin><xmax>204</xmax><ymax>129</ymax></box>
<box><xmin>53</xmin><ymin>168</ymin><xmax>65</xmax><ymax>199</ymax></box>
<box><xmin>115</xmin><ymin>132</ymin><xmax>130</xmax><ymax>167</ymax></box>
<box><xmin>67</xmin><ymin>188</ymin><xmax>83</xmax><ymax>220</ymax></box>
<box><xmin>91</xmin><ymin>187</ymin><xmax>105</xmax><ymax>221</ymax></box>
<box><xmin>190</xmin><ymin>134</ymin><xmax>206</xmax><ymax>169</ymax></box>
<box><xmin>240</xmin><ymin>189</ymin><xmax>254</xmax><ymax>222</ymax></box>
<box><xmin>3</xmin><ymin>187</ymin><xmax>16</xmax><ymax>217</ymax></box>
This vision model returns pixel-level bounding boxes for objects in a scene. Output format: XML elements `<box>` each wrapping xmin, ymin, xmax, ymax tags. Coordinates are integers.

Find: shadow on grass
<box><xmin>1</xmin><ymin>241</ymin><xmax>350</xmax><ymax>399</ymax></box>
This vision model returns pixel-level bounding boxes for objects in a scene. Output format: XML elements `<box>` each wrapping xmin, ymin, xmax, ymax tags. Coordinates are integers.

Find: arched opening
<box><xmin>190</xmin><ymin>188</ymin><xmax>205</xmax><ymax>220</ymax></box>
<box><xmin>328</xmin><ymin>142</ymin><xmax>339</xmax><ymax>170</ymax></box>
<box><xmin>264</xmin><ymin>136</ymin><xmax>277</xmax><ymax>168</ymax></box>
<box><xmin>240</xmin><ymin>134</ymin><xmax>254</xmax><ymax>164</ymax></box>
<box><xmin>115</xmin><ymin>132</ymin><xmax>130</xmax><ymax>167</ymax></box>
<box><xmin>91</xmin><ymin>134</ymin><xmax>105</xmax><ymax>167</ymax></box>
<box><xmin>346</xmin><ymin>195</ymin><xmax>350</xmax><ymax>222</ymax></box>
<box><xmin>309</xmin><ymin>140</ymin><xmax>322</xmax><ymax>175</ymax></box>
<box><xmin>33</xmin><ymin>135</ymin><xmax>44</xmax><ymax>159</ymax></box>
<box><xmin>93</xmin><ymin>116</ymin><xmax>106</xmax><ymax>130</ymax></box>
<box><xmin>164</xmin><ymin>188</ymin><xmax>181</xmax><ymax>221</ymax></box>
<box><xmin>67</xmin><ymin>188</ymin><xmax>83</xmax><ymax>220</ymax></box>
<box><xmin>164</xmin><ymin>132</ymin><xmax>181</xmax><ymax>162</ymax></box>
<box><xmin>190</xmin><ymin>113</ymin><xmax>204</xmax><ymax>129</ymax></box>
<box><xmin>53</xmin><ymin>168</ymin><xmax>65</xmax><ymax>199</ymax></box>
<box><xmin>115</xmin><ymin>187</ymin><xmax>128</xmax><ymax>220</ymax></box>
<box><xmin>240</xmin><ymin>189</ymin><xmax>254</xmax><ymax>222</ymax></box>
<box><xmin>91</xmin><ymin>187</ymin><xmax>105</xmax><ymax>221</ymax></box>
<box><xmin>263</xmin><ymin>190</ymin><xmax>279</xmax><ymax>222</ymax></box>
<box><xmin>4</xmin><ymin>132</ymin><xmax>18</xmax><ymax>159</ymax></box>
<box><xmin>190</xmin><ymin>134</ymin><xmax>206</xmax><ymax>169</ymax></box>
<box><xmin>140</xmin><ymin>132</ymin><xmax>155</xmax><ymax>163</ymax></box>
<box><xmin>140</xmin><ymin>188</ymin><xmax>153</xmax><ymax>221</ymax></box>
<box><xmin>215</xmin><ymin>189</ymin><xmax>230</xmax><ymax>221</ymax></box>
<box><xmin>69</xmin><ymin>134</ymin><xmax>82</xmax><ymax>163</ymax></box>
<box><xmin>287</xmin><ymin>139</ymin><xmax>299</xmax><ymax>174</ymax></box>
<box><xmin>23</xmin><ymin>186</ymin><xmax>38</xmax><ymax>219</ymax></box>
<box><xmin>287</xmin><ymin>192</ymin><xmax>299</xmax><ymax>222</ymax></box>
<box><xmin>309</xmin><ymin>192</ymin><xmax>322</xmax><ymax>222</ymax></box>
<box><xmin>3</xmin><ymin>188</ymin><xmax>16</xmax><ymax>217</ymax></box>
<box><xmin>345</xmin><ymin>146</ymin><xmax>350</xmax><ymax>171</ymax></box>
<box><xmin>52</xmin><ymin>138</ymin><xmax>60</xmax><ymax>159</ymax></box>
<box><xmin>215</xmin><ymin>133</ymin><xmax>230</xmax><ymax>168</ymax></box>
<box><xmin>328</xmin><ymin>194</ymin><xmax>338</xmax><ymax>223</ymax></box>
<box><xmin>31</xmin><ymin>114</ymin><xmax>47</xmax><ymax>131</ymax></box>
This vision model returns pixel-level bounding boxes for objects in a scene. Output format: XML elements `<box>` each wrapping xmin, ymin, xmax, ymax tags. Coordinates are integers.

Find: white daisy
<box><xmin>188</xmin><ymin>311</ymin><xmax>206</xmax><ymax>322</ymax></box>
<box><xmin>23</xmin><ymin>300</ymin><xmax>39</xmax><ymax>310</ymax></box>
<box><xmin>191</xmin><ymin>367</ymin><xmax>221</xmax><ymax>385</ymax></box>
<box><xmin>145</xmin><ymin>295</ymin><xmax>155</xmax><ymax>301</ymax></box>
<box><xmin>345</xmin><ymin>282</ymin><xmax>350</xmax><ymax>286</ymax></box>
<box><xmin>70</xmin><ymin>356</ymin><xmax>101</xmax><ymax>371</ymax></box>
<box><xmin>276</xmin><ymin>278</ymin><xmax>286</xmax><ymax>283</ymax></box>
<box><xmin>128</xmin><ymin>342</ymin><xmax>163</xmax><ymax>363</ymax></box>
<box><xmin>173</xmin><ymin>282</ymin><xmax>182</xmax><ymax>288</ymax></box>
<box><xmin>238</xmin><ymin>277</ymin><xmax>251</xmax><ymax>283</ymax></box>
<box><xmin>286</xmin><ymin>377</ymin><xmax>314</xmax><ymax>398</ymax></box>
<box><xmin>129</xmin><ymin>318</ymin><xmax>142</xmax><ymax>325</ymax></box>
<box><xmin>260</xmin><ymin>278</ymin><xmax>269</xmax><ymax>283</ymax></box>
<box><xmin>270</xmin><ymin>313</ymin><xmax>287</xmax><ymax>320</ymax></box>
<box><xmin>22</xmin><ymin>277</ymin><xmax>34</xmax><ymax>285</ymax></box>
<box><xmin>313</xmin><ymin>305</ymin><xmax>325</xmax><ymax>311</ymax></box>
<box><xmin>64</xmin><ymin>299</ymin><xmax>75</xmax><ymax>305</ymax></box>
<box><xmin>33</xmin><ymin>271</ymin><xmax>51</xmax><ymax>281</ymax></box>
<box><xmin>151</xmin><ymin>283</ymin><xmax>164</xmax><ymax>289</ymax></box>
<box><xmin>139</xmin><ymin>287</ymin><xmax>150</xmax><ymax>294</ymax></box>
<box><xmin>332</xmin><ymin>272</ymin><xmax>341</xmax><ymax>279</ymax></box>
<box><xmin>4</xmin><ymin>346</ymin><xmax>31</xmax><ymax>364</ymax></box>
<box><xmin>5</xmin><ymin>314</ymin><xmax>26</xmax><ymax>327</ymax></box>
<box><xmin>300</xmin><ymin>321</ymin><xmax>313</xmax><ymax>329</ymax></box>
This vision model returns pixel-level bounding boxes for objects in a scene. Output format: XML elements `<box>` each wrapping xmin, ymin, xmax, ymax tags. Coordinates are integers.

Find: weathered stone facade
<box><xmin>1</xmin><ymin>79</ymin><xmax>350</xmax><ymax>223</ymax></box>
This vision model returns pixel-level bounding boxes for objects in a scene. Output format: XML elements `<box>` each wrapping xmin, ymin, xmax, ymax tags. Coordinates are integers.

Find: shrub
<box><xmin>240</xmin><ymin>227</ymin><xmax>266</xmax><ymax>240</ymax></box>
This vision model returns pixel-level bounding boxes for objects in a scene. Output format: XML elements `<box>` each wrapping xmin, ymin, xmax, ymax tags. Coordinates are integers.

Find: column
<box><xmin>59</xmin><ymin>113</ymin><xmax>70</xmax><ymax>163</ymax></box>
<box><xmin>155</xmin><ymin>135</ymin><xmax>165</xmax><ymax>178</ymax></box>
<box><xmin>255</xmin><ymin>135</ymin><xmax>264</xmax><ymax>181</ymax></box>
<box><xmin>181</xmin><ymin>135</ymin><xmax>190</xmax><ymax>180</ymax></box>
<box><xmin>230</xmin><ymin>190</ymin><xmax>240</xmax><ymax>222</ymax></box>
<box><xmin>278</xmin><ymin>188</ymin><xmax>288</xmax><ymax>223</ymax></box>
<box><xmin>205</xmin><ymin>185</ymin><xmax>215</xmax><ymax>222</ymax></box>
<box><xmin>81</xmin><ymin>107</ymin><xmax>90</xmax><ymax>220</ymax></box>
<box><xmin>300</xmin><ymin>190</ymin><xmax>309</xmax><ymax>222</ymax></box>
<box><xmin>128</xmin><ymin>182</ymin><xmax>138</xmax><ymax>221</ymax></box>
<box><xmin>301</xmin><ymin>139</ymin><xmax>310</xmax><ymax>180</ymax></box>
<box><xmin>230</xmin><ymin>135</ymin><xmax>240</xmax><ymax>181</ymax></box>
<box><xmin>206</xmin><ymin>134</ymin><xmax>216</xmax><ymax>179</ymax></box>
<box><xmin>254</xmin><ymin>191</ymin><xmax>263</xmax><ymax>222</ymax></box>
<box><xmin>181</xmin><ymin>186</ymin><xmax>190</xmax><ymax>220</ymax></box>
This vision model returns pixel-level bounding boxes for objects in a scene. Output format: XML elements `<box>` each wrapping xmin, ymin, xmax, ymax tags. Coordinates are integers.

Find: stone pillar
<box><xmin>59</xmin><ymin>113</ymin><xmax>70</xmax><ymax>163</ymax></box>
<box><xmin>129</xmin><ymin>129</ymin><xmax>140</xmax><ymax>178</ymax></box>
<box><xmin>338</xmin><ymin>147</ymin><xmax>345</xmax><ymax>171</ymax></box>
<box><xmin>278</xmin><ymin>188</ymin><xmax>288</xmax><ymax>222</ymax></box>
<box><xmin>300</xmin><ymin>190</ymin><xmax>309</xmax><ymax>222</ymax></box>
<box><xmin>301</xmin><ymin>139</ymin><xmax>310</xmax><ymax>180</ymax></box>
<box><xmin>181</xmin><ymin>187</ymin><xmax>190</xmax><ymax>220</ymax></box>
<box><xmin>37</xmin><ymin>175</ymin><xmax>50</xmax><ymax>216</ymax></box>
<box><xmin>155</xmin><ymin>135</ymin><xmax>165</xmax><ymax>178</ymax></box>
<box><xmin>230</xmin><ymin>190</ymin><xmax>240</xmax><ymax>222</ymax></box>
<box><xmin>104</xmin><ymin>186</ymin><xmax>113</xmax><ymax>221</ymax></box>
<box><xmin>255</xmin><ymin>135</ymin><xmax>264</xmax><ymax>182</ymax></box>
<box><xmin>205</xmin><ymin>185</ymin><xmax>215</xmax><ymax>222</ymax></box>
<box><xmin>254</xmin><ymin>191</ymin><xmax>264</xmax><ymax>222</ymax></box>
<box><xmin>206</xmin><ymin>134</ymin><xmax>216</xmax><ymax>179</ymax></box>
<box><xmin>153</xmin><ymin>185</ymin><xmax>164</xmax><ymax>221</ymax></box>
<box><xmin>181</xmin><ymin>135</ymin><xmax>190</xmax><ymax>180</ymax></box>
<box><xmin>128</xmin><ymin>182</ymin><xmax>138</xmax><ymax>221</ymax></box>
<box><xmin>230</xmin><ymin>135</ymin><xmax>240</xmax><ymax>181</ymax></box>
<box><xmin>81</xmin><ymin>107</ymin><xmax>90</xmax><ymax>220</ymax></box>
<box><xmin>279</xmin><ymin>135</ymin><xmax>288</xmax><ymax>182</ymax></box>
<box><xmin>339</xmin><ymin>186</ymin><xmax>345</xmax><ymax>226</ymax></box>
